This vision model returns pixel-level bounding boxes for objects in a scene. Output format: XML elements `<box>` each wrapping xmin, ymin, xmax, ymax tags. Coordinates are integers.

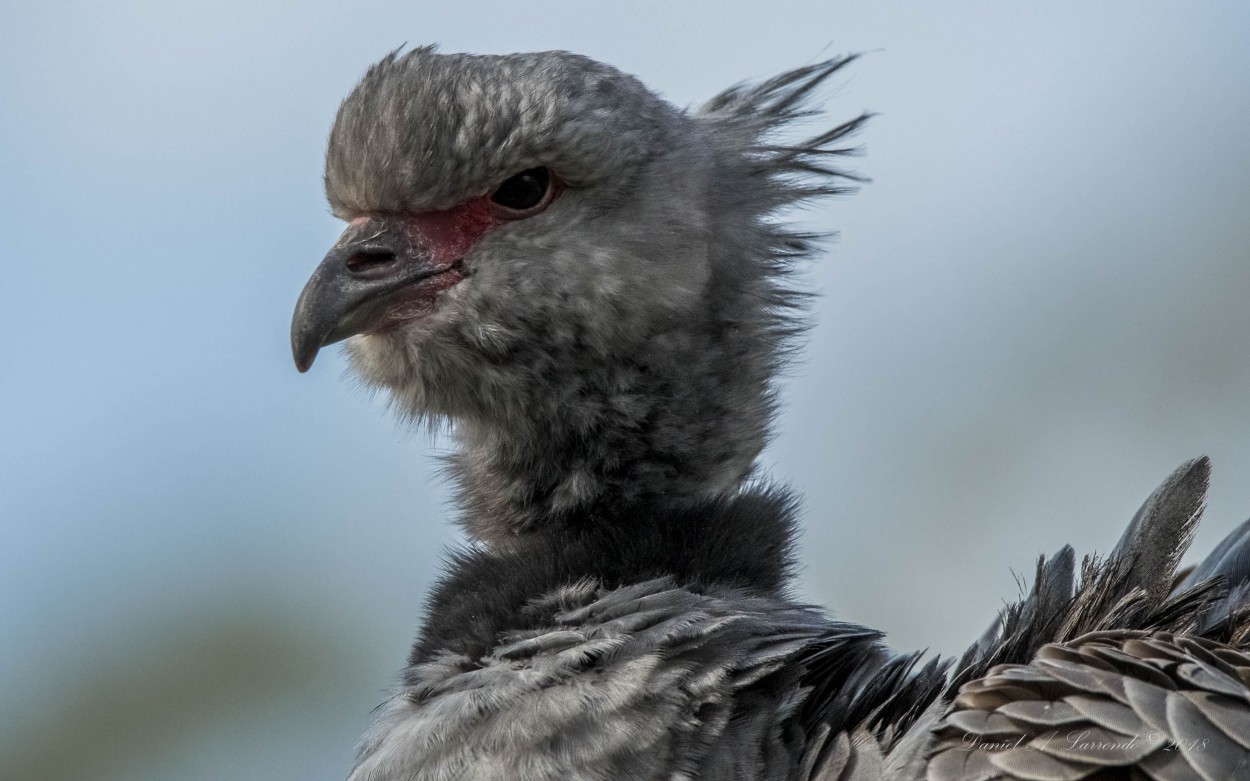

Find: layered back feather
<box><xmin>925</xmin><ymin>458</ymin><xmax>1250</xmax><ymax>781</ymax></box>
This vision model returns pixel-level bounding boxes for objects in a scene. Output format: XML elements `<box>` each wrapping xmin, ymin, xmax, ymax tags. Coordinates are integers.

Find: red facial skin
<box><xmin>404</xmin><ymin>195</ymin><xmax>504</xmax><ymax>268</ymax></box>
<box><xmin>351</xmin><ymin>177</ymin><xmax>561</xmax><ymax>331</ymax></box>
<box><xmin>349</xmin><ymin>195</ymin><xmax>503</xmax><ymax>267</ymax></box>
<box><xmin>349</xmin><ymin>196</ymin><xmax>502</xmax><ymax>331</ymax></box>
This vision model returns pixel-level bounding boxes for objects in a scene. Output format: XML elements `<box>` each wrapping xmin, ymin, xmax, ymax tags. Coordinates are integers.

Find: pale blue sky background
<box><xmin>3</xmin><ymin>2</ymin><xmax>1249</xmax><ymax>779</ymax></box>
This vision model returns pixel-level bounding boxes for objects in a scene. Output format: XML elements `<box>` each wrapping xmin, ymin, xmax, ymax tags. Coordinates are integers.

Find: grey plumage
<box><xmin>305</xmin><ymin>47</ymin><xmax>865</xmax><ymax>542</ymax></box>
<box><xmin>351</xmin><ymin>579</ymin><xmax>833</xmax><ymax>781</ymax></box>
<box><xmin>292</xmin><ymin>47</ymin><xmax>1250</xmax><ymax>780</ymax></box>
<box><xmin>930</xmin><ymin>631</ymin><xmax>1250</xmax><ymax>780</ymax></box>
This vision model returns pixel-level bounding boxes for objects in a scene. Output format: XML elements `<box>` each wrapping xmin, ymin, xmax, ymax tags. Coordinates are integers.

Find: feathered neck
<box><xmin>412</xmin><ymin>485</ymin><xmax>801</xmax><ymax>664</ymax></box>
<box><xmin>445</xmin><ymin>298</ymin><xmax>781</xmax><ymax>543</ymax></box>
<box><xmin>439</xmin><ymin>57</ymin><xmax>869</xmax><ymax>545</ymax></box>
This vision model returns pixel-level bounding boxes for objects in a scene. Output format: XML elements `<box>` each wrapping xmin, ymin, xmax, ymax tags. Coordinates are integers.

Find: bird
<box><xmin>291</xmin><ymin>47</ymin><xmax>1250</xmax><ymax>781</ymax></box>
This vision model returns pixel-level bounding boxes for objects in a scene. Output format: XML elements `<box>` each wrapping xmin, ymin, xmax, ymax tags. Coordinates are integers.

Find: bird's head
<box><xmin>292</xmin><ymin>47</ymin><xmax>865</xmax><ymax>541</ymax></box>
<box><xmin>293</xmin><ymin>49</ymin><xmax>702</xmax><ymax>411</ymax></box>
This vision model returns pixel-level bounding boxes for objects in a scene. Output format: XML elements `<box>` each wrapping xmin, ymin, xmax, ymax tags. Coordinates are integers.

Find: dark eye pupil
<box><xmin>491</xmin><ymin>167</ymin><xmax>549</xmax><ymax>210</ymax></box>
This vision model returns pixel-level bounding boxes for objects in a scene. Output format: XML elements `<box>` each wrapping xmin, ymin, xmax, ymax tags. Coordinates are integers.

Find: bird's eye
<box><xmin>490</xmin><ymin>167</ymin><xmax>555</xmax><ymax>218</ymax></box>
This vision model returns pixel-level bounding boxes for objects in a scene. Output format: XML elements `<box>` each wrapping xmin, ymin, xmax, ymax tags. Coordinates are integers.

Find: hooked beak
<box><xmin>290</xmin><ymin>216</ymin><xmax>463</xmax><ymax>372</ymax></box>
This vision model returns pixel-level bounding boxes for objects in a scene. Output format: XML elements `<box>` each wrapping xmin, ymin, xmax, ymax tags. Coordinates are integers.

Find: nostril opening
<box><xmin>345</xmin><ymin>250</ymin><xmax>398</xmax><ymax>274</ymax></box>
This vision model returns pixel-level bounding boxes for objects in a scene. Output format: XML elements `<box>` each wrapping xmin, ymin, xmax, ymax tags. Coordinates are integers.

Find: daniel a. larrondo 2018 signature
<box><xmin>961</xmin><ymin>729</ymin><xmax>1209</xmax><ymax>755</ymax></box>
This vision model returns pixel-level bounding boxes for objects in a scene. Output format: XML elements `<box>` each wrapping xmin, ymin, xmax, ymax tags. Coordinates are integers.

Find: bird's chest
<box><xmin>345</xmin><ymin>580</ymin><xmax>816</xmax><ymax>781</ymax></box>
<box><xmin>347</xmin><ymin>651</ymin><xmax>693</xmax><ymax>781</ymax></box>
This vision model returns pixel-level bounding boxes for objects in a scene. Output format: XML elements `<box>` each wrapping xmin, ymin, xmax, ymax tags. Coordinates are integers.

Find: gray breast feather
<box><xmin>348</xmin><ymin>578</ymin><xmax>831</xmax><ymax>781</ymax></box>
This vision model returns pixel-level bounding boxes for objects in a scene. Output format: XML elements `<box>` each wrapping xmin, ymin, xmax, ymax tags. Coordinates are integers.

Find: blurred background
<box><xmin>3</xmin><ymin>2</ymin><xmax>1248</xmax><ymax>778</ymax></box>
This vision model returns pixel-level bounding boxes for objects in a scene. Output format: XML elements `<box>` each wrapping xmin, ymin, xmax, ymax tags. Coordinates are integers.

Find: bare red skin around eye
<box><xmin>345</xmin><ymin>182</ymin><xmax>562</xmax><ymax>332</ymax></box>
<box><xmin>403</xmin><ymin>195</ymin><xmax>503</xmax><ymax>268</ymax></box>
<box><xmin>349</xmin><ymin>195</ymin><xmax>503</xmax><ymax>270</ymax></box>
<box><xmin>346</xmin><ymin>196</ymin><xmax>503</xmax><ymax>332</ymax></box>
